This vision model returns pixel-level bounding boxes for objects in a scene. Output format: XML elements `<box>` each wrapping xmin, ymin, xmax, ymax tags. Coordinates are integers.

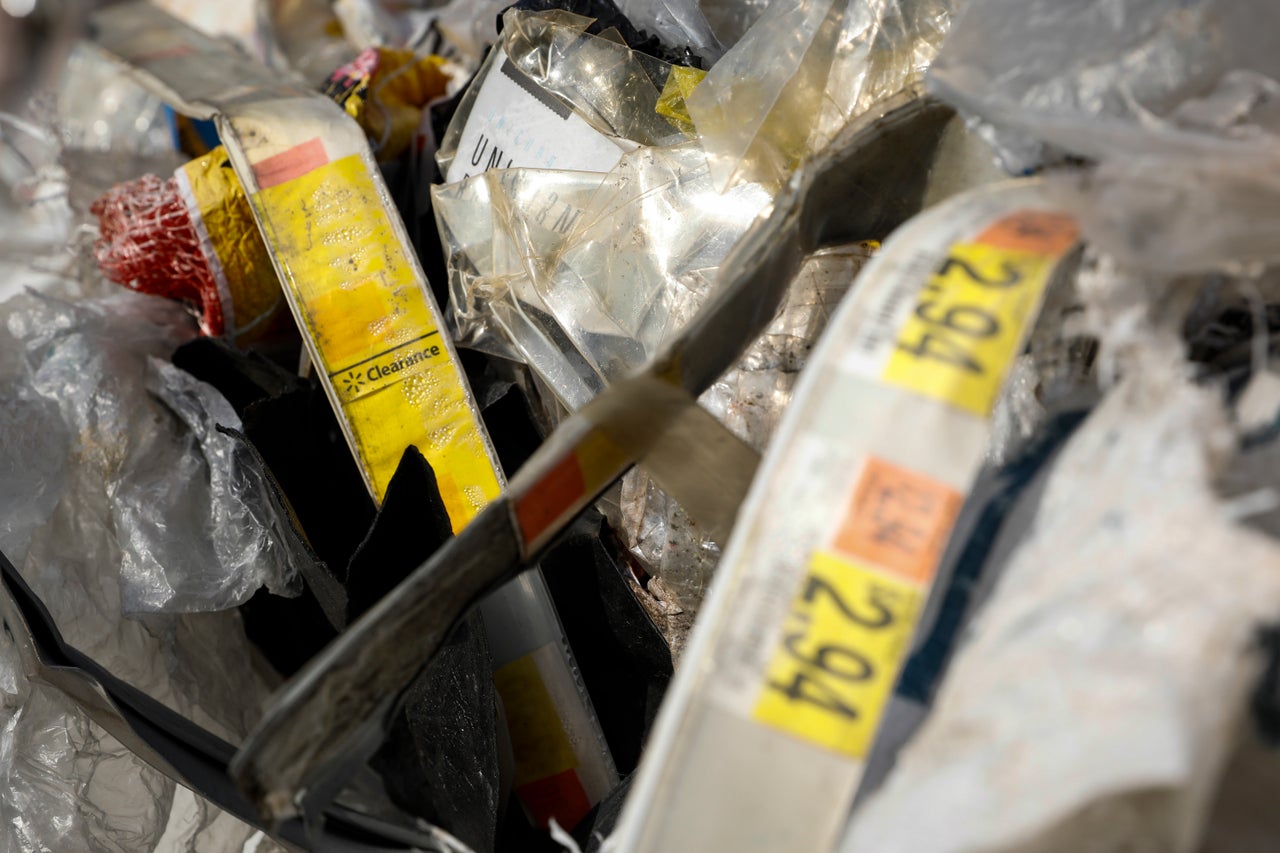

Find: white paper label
<box><xmin>445</xmin><ymin>48</ymin><xmax>629</xmax><ymax>184</ymax></box>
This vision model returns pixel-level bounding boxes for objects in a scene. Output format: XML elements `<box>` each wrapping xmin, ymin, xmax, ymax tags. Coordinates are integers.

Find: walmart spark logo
<box><xmin>341</xmin><ymin>370</ymin><xmax>365</xmax><ymax>395</ymax></box>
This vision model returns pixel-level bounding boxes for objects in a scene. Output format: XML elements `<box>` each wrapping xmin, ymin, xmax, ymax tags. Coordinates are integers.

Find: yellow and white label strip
<box><xmin>91</xmin><ymin>2</ymin><xmax>615</xmax><ymax>829</ymax></box>
<box><xmin>615</xmin><ymin>181</ymin><xmax>1078</xmax><ymax>853</ymax></box>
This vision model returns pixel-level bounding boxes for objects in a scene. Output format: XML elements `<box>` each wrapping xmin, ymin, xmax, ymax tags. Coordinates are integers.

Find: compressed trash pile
<box><xmin>3</xmin><ymin>0</ymin><xmax>1280</xmax><ymax>851</ymax></box>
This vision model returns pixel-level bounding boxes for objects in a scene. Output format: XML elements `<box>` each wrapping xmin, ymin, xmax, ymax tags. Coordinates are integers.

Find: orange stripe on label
<box><xmin>252</xmin><ymin>138</ymin><xmax>329</xmax><ymax>189</ymax></box>
<box><xmin>516</xmin><ymin>768</ymin><xmax>592</xmax><ymax>830</ymax></box>
<box><xmin>515</xmin><ymin>452</ymin><xmax>584</xmax><ymax>548</ymax></box>
<box><xmin>832</xmin><ymin>456</ymin><xmax>962</xmax><ymax>586</ymax></box>
<box><xmin>975</xmin><ymin>209</ymin><xmax>1078</xmax><ymax>255</ymax></box>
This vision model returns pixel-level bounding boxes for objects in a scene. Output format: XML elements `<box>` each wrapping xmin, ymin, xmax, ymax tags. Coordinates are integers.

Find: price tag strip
<box><xmin>91</xmin><ymin>2</ymin><xmax>615</xmax><ymax>830</ymax></box>
<box><xmin>614</xmin><ymin>181</ymin><xmax>1079</xmax><ymax>852</ymax></box>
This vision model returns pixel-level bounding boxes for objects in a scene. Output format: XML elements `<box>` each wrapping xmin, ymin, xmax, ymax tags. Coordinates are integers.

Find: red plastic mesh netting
<box><xmin>90</xmin><ymin>174</ymin><xmax>225</xmax><ymax>336</ymax></box>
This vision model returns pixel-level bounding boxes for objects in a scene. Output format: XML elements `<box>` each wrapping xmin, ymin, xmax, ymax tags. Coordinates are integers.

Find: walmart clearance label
<box><xmin>247</xmin><ymin>143</ymin><xmax>501</xmax><ymax>522</ymax></box>
<box><xmin>445</xmin><ymin>48</ymin><xmax>630</xmax><ymax>183</ymax></box>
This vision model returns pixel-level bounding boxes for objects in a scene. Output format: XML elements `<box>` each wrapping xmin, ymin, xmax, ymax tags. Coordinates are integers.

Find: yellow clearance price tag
<box><xmin>883</xmin><ymin>210</ymin><xmax>1078</xmax><ymax>417</ymax></box>
<box><xmin>752</xmin><ymin>455</ymin><xmax>962</xmax><ymax>759</ymax></box>
<box><xmin>753</xmin><ymin>551</ymin><xmax>921</xmax><ymax>759</ymax></box>
<box><xmin>251</xmin><ymin>149</ymin><xmax>501</xmax><ymax>523</ymax></box>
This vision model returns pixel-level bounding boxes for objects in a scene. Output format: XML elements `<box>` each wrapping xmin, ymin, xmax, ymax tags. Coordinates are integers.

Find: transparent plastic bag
<box><xmin>698</xmin><ymin>0</ymin><xmax>773</xmax><ymax>49</ymax></box>
<box><xmin>0</xmin><ymin>631</ymin><xmax>174</xmax><ymax>853</ymax></box>
<box><xmin>436</xmin><ymin>7</ymin><xmax>690</xmax><ymax>183</ymax></box>
<box><xmin>687</xmin><ymin>0</ymin><xmax>957</xmax><ymax>190</ymax></box>
<box><xmin>613</xmin><ymin>0</ymin><xmax>724</xmax><ymax>62</ymax></box>
<box><xmin>930</xmin><ymin>0</ymin><xmax>1280</xmax><ymax>273</ymax></box>
<box><xmin>929</xmin><ymin>0</ymin><xmax>1280</xmax><ymax>169</ymax></box>
<box><xmin>54</xmin><ymin>44</ymin><xmax>174</xmax><ymax>158</ymax></box>
<box><xmin>6</xmin><ymin>292</ymin><xmax>303</xmax><ymax>615</ymax></box>
<box><xmin>436</xmin><ymin>142</ymin><xmax>773</xmax><ymax>411</ymax></box>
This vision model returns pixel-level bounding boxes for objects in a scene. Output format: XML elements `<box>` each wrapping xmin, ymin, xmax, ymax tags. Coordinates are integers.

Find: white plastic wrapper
<box><xmin>845</xmin><ymin>370</ymin><xmax>1280</xmax><ymax>852</ymax></box>
<box><xmin>686</xmin><ymin>0</ymin><xmax>957</xmax><ymax>189</ymax></box>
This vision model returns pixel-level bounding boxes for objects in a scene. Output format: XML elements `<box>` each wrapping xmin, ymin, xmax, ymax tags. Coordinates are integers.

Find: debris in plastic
<box><xmin>842</xmin><ymin>260</ymin><xmax>1280</xmax><ymax>853</ymax></box>
<box><xmin>20</xmin><ymin>0</ymin><xmax>1280</xmax><ymax>850</ymax></box>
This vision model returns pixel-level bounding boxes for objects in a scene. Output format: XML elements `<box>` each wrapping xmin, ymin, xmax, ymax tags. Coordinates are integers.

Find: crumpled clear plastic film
<box><xmin>698</xmin><ymin>0</ymin><xmax>772</xmax><ymax>50</ymax></box>
<box><xmin>436</xmin><ymin>142</ymin><xmax>773</xmax><ymax>410</ymax></box>
<box><xmin>53</xmin><ymin>44</ymin><xmax>175</xmax><ymax>158</ymax></box>
<box><xmin>929</xmin><ymin>0</ymin><xmax>1280</xmax><ymax>169</ymax></box>
<box><xmin>437</xmin><ymin>8</ymin><xmax>690</xmax><ymax>181</ymax></box>
<box><xmin>686</xmin><ymin>0</ymin><xmax>957</xmax><ymax>190</ymax></box>
<box><xmin>0</xmin><ymin>590</ymin><xmax>271</xmax><ymax>853</ymax></box>
<box><xmin>0</xmin><ymin>627</ymin><xmax>174</xmax><ymax>853</ymax></box>
<box><xmin>6</xmin><ymin>292</ymin><xmax>304</xmax><ymax>614</ymax></box>
<box><xmin>1</xmin><ymin>63</ymin><xmax>279</xmax><ymax>852</ymax></box>
<box><xmin>612</xmin><ymin>0</ymin><xmax>724</xmax><ymax>63</ymax></box>
<box><xmin>620</xmin><ymin>244</ymin><xmax>875</xmax><ymax>608</ymax></box>
<box><xmin>503</xmin><ymin>10</ymin><xmax>687</xmax><ymax>146</ymax></box>
<box><xmin>929</xmin><ymin>0</ymin><xmax>1280</xmax><ymax>274</ymax></box>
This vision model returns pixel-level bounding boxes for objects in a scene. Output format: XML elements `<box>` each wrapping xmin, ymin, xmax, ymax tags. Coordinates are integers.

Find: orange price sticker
<box><xmin>975</xmin><ymin>209</ymin><xmax>1079</xmax><ymax>255</ymax></box>
<box><xmin>832</xmin><ymin>456</ymin><xmax>962</xmax><ymax>586</ymax></box>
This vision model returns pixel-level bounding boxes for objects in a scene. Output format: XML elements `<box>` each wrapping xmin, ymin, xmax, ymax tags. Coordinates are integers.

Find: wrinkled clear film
<box><xmin>929</xmin><ymin>0</ymin><xmax>1280</xmax><ymax>167</ymax></box>
<box><xmin>6</xmin><ymin>293</ymin><xmax>304</xmax><ymax>615</ymax></box>
<box><xmin>687</xmin><ymin>0</ymin><xmax>957</xmax><ymax>190</ymax></box>
<box><xmin>435</xmin><ymin>142</ymin><xmax>773</xmax><ymax>412</ymax></box>
<box><xmin>929</xmin><ymin>0</ymin><xmax>1280</xmax><ymax>273</ymax></box>
<box><xmin>622</xmin><ymin>243</ymin><xmax>876</xmax><ymax>607</ymax></box>
<box><xmin>437</xmin><ymin>7</ymin><xmax>690</xmax><ymax>181</ymax></box>
<box><xmin>504</xmin><ymin>9</ymin><xmax>689</xmax><ymax>146</ymax></box>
